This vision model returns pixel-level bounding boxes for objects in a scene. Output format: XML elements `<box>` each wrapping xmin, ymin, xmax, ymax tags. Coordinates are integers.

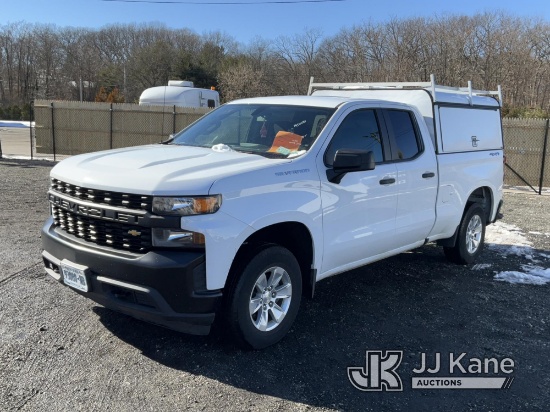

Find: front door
<box><xmin>318</xmin><ymin>108</ymin><xmax>398</xmax><ymax>275</ymax></box>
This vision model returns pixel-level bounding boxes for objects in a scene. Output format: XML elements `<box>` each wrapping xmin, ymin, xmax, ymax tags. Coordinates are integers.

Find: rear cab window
<box><xmin>383</xmin><ymin>110</ymin><xmax>423</xmax><ymax>161</ymax></box>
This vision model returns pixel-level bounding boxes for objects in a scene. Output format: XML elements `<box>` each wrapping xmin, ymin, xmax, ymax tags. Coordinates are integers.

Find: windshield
<box><xmin>169</xmin><ymin>104</ymin><xmax>335</xmax><ymax>158</ymax></box>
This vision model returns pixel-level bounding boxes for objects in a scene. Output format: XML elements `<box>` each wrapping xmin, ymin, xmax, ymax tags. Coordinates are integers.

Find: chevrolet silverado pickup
<box><xmin>42</xmin><ymin>76</ymin><xmax>504</xmax><ymax>349</ymax></box>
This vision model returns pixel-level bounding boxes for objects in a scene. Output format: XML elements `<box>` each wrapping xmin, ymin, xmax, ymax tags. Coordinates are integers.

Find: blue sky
<box><xmin>3</xmin><ymin>0</ymin><xmax>549</xmax><ymax>43</ymax></box>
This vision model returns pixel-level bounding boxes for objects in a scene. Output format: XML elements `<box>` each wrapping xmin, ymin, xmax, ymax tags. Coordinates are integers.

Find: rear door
<box><xmin>382</xmin><ymin>109</ymin><xmax>438</xmax><ymax>248</ymax></box>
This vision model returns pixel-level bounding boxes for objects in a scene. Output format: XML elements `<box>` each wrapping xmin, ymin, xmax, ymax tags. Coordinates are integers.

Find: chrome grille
<box><xmin>52</xmin><ymin>205</ymin><xmax>151</xmax><ymax>253</ymax></box>
<box><xmin>51</xmin><ymin>178</ymin><xmax>152</xmax><ymax>211</ymax></box>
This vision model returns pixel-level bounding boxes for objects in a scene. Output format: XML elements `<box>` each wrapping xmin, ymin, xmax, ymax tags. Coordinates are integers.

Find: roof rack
<box><xmin>307</xmin><ymin>74</ymin><xmax>503</xmax><ymax>106</ymax></box>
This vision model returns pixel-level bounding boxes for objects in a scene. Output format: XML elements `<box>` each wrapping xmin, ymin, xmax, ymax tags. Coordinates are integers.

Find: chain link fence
<box><xmin>5</xmin><ymin>101</ymin><xmax>549</xmax><ymax>194</ymax></box>
<box><xmin>33</xmin><ymin>100</ymin><xmax>211</xmax><ymax>158</ymax></box>
<box><xmin>502</xmin><ymin>118</ymin><xmax>550</xmax><ymax>194</ymax></box>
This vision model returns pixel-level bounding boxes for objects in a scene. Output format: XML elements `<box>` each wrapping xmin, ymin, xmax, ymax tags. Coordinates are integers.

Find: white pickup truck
<box><xmin>42</xmin><ymin>76</ymin><xmax>504</xmax><ymax>349</ymax></box>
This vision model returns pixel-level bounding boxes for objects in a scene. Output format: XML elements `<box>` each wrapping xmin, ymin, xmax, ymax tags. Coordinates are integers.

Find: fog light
<box><xmin>152</xmin><ymin>228</ymin><xmax>205</xmax><ymax>248</ymax></box>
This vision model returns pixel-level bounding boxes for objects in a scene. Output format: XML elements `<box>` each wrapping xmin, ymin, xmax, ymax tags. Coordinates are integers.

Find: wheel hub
<box><xmin>249</xmin><ymin>266</ymin><xmax>292</xmax><ymax>332</ymax></box>
<box><xmin>466</xmin><ymin>214</ymin><xmax>483</xmax><ymax>254</ymax></box>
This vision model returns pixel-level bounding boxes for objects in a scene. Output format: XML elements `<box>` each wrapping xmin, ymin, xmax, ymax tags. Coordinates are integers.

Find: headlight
<box><xmin>152</xmin><ymin>195</ymin><xmax>222</xmax><ymax>216</ymax></box>
<box><xmin>152</xmin><ymin>228</ymin><xmax>206</xmax><ymax>248</ymax></box>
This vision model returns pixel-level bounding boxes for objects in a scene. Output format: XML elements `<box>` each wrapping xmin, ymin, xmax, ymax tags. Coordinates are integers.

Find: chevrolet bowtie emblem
<box><xmin>127</xmin><ymin>229</ymin><xmax>141</xmax><ymax>237</ymax></box>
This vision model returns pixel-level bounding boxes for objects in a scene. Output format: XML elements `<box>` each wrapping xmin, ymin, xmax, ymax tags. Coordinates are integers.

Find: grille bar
<box><xmin>51</xmin><ymin>178</ymin><xmax>153</xmax><ymax>211</ymax></box>
<box><xmin>52</xmin><ymin>205</ymin><xmax>152</xmax><ymax>253</ymax></box>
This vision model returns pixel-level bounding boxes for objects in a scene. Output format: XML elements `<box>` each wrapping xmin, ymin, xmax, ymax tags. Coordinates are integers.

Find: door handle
<box><xmin>379</xmin><ymin>178</ymin><xmax>396</xmax><ymax>185</ymax></box>
<box><xmin>422</xmin><ymin>172</ymin><xmax>435</xmax><ymax>179</ymax></box>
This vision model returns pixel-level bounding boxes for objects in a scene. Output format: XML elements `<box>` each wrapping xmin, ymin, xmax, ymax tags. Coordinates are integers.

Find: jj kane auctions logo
<box><xmin>348</xmin><ymin>351</ymin><xmax>515</xmax><ymax>391</ymax></box>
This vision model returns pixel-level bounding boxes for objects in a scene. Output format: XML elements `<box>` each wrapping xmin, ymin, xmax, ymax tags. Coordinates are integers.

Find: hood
<box><xmin>51</xmin><ymin>144</ymin><xmax>289</xmax><ymax>195</ymax></box>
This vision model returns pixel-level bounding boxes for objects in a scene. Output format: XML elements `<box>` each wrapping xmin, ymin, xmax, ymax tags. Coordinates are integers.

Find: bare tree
<box><xmin>0</xmin><ymin>16</ymin><xmax>548</xmax><ymax>115</ymax></box>
<box><xmin>218</xmin><ymin>59</ymin><xmax>268</xmax><ymax>101</ymax></box>
<box><xmin>273</xmin><ymin>28</ymin><xmax>324</xmax><ymax>94</ymax></box>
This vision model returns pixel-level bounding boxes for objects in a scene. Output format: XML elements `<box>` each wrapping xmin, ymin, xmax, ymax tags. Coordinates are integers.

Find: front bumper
<box><xmin>41</xmin><ymin>217</ymin><xmax>222</xmax><ymax>335</ymax></box>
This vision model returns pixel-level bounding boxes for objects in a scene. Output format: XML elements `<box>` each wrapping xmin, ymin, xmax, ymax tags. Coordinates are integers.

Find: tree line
<box><xmin>1</xmin><ymin>11</ymin><xmax>549</xmax><ymax>119</ymax></box>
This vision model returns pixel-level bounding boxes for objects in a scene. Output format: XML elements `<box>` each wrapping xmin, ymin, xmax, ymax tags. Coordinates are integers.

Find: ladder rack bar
<box><xmin>308</xmin><ymin>74</ymin><xmax>502</xmax><ymax>106</ymax></box>
<box><xmin>307</xmin><ymin>76</ymin><xmax>315</xmax><ymax>97</ymax></box>
<box><xmin>309</xmin><ymin>81</ymin><xmax>433</xmax><ymax>90</ymax></box>
<box><xmin>430</xmin><ymin>73</ymin><xmax>436</xmax><ymax>97</ymax></box>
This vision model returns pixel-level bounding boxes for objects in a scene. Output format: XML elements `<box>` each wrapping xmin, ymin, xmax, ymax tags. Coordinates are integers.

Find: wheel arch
<box><xmin>437</xmin><ymin>185</ymin><xmax>494</xmax><ymax>248</ymax></box>
<box><xmin>227</xmin><ymin>221</ymin><xmax>316</xmax><ymax>299</ymax></box>
<box><xmin>465</xmin><ymin>186</ymin><xmax>494</xmax><ymax>224</ymax></box>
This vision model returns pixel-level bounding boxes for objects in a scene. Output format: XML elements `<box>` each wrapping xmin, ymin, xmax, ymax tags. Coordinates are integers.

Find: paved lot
<box><xmin>1</xmin><ymin>158</ymin><xmax>550</xmax><ymax>411</ymax></box>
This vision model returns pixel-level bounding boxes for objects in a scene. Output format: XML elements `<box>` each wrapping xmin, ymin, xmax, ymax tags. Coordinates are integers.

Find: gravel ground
<box><xmin>1</xmin><ymin>158</ymin><xmax>549</xmax><ymax>411</ymax></box>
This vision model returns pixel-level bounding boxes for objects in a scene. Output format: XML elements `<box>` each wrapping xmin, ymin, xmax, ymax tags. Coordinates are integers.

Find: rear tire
<box><xmin>225</xmin><ymin>245</ymin><xmax>302</xmax><ymax>350</ymax></box>
<box><xmin>444</xmin><ymin>204</ymin><xmax>486</xmax><ymax>265</ymax></box>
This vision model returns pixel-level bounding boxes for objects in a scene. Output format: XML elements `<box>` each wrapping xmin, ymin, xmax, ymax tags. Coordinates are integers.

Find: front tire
<box><xmin>225</xmin><ymin>245</ymin><xmax>302</xmax><ymax>350</ymax></box>
<box><xmin>444</xmin><ymin>204</ymin><xmax>486</xmax><ymax>265</ymax></box>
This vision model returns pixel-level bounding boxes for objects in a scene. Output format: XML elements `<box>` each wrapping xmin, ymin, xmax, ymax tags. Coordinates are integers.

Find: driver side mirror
<box><xmin>328</xmin><ymin>149</ymin><xmax>376</xmax><ymax>184</ymax></box>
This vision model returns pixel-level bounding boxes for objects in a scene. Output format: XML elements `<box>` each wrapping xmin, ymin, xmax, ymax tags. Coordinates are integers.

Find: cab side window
<box><xmin>324</xmin><ymin>109</ymin><xmax>383</xmax><ymax>166</ymax></box>
<box><xmin>384</xmin><ymin>110</ymin><xmax>421</xmax><ymax>160</ymax></box>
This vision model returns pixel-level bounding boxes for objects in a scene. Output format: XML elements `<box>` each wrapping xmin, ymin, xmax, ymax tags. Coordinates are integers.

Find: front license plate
<box><xmin>61</xmin><ymin>260</ymin><xmax>89</xmax><ymax>292</ymax></box>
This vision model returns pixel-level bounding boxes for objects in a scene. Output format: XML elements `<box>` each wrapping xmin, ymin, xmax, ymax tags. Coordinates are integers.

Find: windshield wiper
<box><xmin>161</xmin><ymin>134</ymin><xmax>176</xmax><ymax>144</ymax></box>
<box><xmin>232</xmin><ymin>149</ymin><xmax>287</xmax><ymax>159</ymax></box>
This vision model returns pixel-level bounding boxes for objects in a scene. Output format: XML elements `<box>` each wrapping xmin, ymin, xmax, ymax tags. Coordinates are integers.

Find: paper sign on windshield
<box><xmin>268</xmin><ymin>131</ymin><xmax>303</xmax><ymax>154</ymax></box>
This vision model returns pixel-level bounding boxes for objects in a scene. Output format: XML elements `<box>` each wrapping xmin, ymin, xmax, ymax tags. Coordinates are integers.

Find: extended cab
<box><xmin>42</xmin><ymin>76</ymin><xmax>504</xmax><ymax>349</ymax></box>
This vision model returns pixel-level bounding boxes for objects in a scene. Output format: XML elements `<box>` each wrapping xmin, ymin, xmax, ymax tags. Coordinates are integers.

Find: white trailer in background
<box><xmin>139</xmin><ymin>80</ymin><xmax>220</xmax><ymax>108</ymax></box>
